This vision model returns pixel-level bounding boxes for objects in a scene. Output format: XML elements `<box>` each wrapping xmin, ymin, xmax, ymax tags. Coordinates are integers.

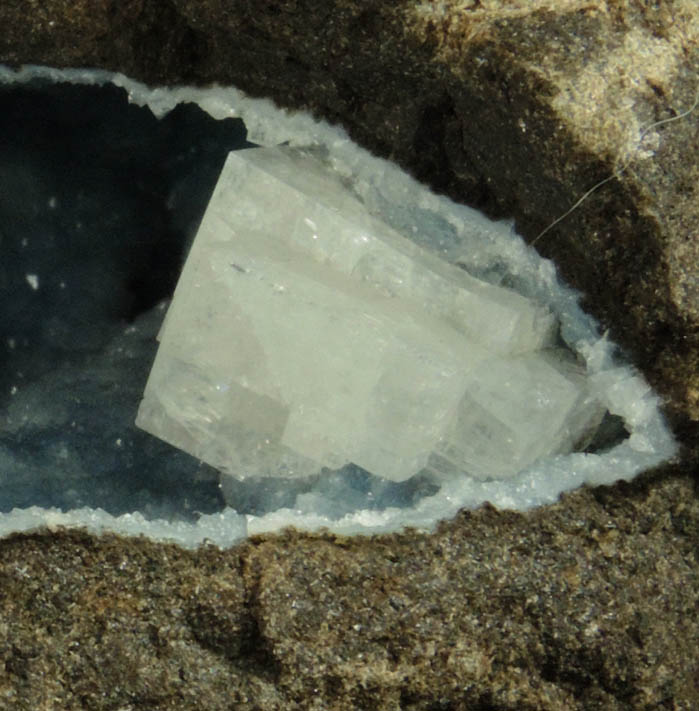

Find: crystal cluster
<box><xmin>136</xmin><ymin>146</ymin><xmax>604</xmax><ymax>486</ymax></box>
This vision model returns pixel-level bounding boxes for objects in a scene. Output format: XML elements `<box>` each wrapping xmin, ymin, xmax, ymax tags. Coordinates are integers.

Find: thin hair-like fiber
<box><xmin>531</xmin><ymin>85</ymin><xmax>699</xmax><ymax>246</ymax></box>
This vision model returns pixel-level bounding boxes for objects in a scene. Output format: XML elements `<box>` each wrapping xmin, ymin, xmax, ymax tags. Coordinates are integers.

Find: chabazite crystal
<box><xmin>136</xmin><ymin>146</ymin><xmax>604</xmax><ymax>486</ymax></box>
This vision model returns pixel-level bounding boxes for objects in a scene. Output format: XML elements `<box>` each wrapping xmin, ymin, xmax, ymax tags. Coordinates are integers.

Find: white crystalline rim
<box><xmin>0</xmin><ymin>64</ymin><xmax>679</xmax><ymax>548</ymax></box>
<box><xmin>0</xmin><ymin>506</ymin><xmax>247</xmax><ymax>550</ymax></box>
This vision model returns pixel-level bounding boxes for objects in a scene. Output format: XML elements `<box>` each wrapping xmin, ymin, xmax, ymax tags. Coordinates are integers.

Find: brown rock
<box><xmin>0</xmin><ymin>1</ymin><xmax>697</xmax><ymax>709</ymax></box>
<box><xmin>0</xmin><ymin>469</ymin><xmax>698</xmax><ymax>710</ymax></box>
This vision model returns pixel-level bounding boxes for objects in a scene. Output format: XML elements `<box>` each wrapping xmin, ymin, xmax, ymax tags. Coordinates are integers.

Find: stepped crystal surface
<box><xmin>136</xmin><ymin>146</ymin><xmax>604</xmax><ymax>486</ymax></box>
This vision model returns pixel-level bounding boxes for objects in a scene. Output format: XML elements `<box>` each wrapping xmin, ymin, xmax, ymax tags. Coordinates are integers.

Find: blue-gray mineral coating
<box><xmin>0</xmin><ymin>82</ymin><xmax>254</xmax><ymax>520</ymax></box>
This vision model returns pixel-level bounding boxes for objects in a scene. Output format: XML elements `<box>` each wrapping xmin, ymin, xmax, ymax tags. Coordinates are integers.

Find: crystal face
<box><xmin>136</xmin><ymin>146</ymin><xmax>605</xmax><ymax>487</ymax></box>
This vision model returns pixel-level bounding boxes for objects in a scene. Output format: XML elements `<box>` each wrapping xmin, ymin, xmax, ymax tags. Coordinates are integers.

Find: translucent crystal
<box><xmin>136</xmin><ymin>146</ymin><xmax>603</xmax><ymax>485</ymax></box>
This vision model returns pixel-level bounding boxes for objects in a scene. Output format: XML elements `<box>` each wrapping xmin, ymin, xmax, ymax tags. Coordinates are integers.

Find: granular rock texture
<box><xmin>0</xmin><ymin>1</ymin><xmax>698</xmax><ymax>708</ymax></box>
<box><xmin>0</xmin><ymin>468</ymin><xmax>698</xmax><ymax>710</ymax></box>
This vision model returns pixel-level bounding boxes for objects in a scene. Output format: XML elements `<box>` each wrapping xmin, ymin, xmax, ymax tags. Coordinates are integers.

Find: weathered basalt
<box><xmin>0</xmin><ymin>1</ymin><xmax>697</xmax><ymax>709</ymax></box>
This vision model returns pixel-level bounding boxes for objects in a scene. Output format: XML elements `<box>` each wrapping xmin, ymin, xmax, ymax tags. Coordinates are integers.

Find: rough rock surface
<box><xmin>1</xmin><ymin>469</ymin><xmax>698</xmax><ymax>710</ymax></box>
<box><xmin>0</xmin><ymin>1</ymin><xmax>698</xmax><ymax>709</ymax></box>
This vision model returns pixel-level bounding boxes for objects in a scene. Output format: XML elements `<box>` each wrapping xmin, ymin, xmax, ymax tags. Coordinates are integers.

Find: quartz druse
<box><xmin>137</xmin><ymin>146</ymin><xmax>605</xmax><ymax>489</ymax></box>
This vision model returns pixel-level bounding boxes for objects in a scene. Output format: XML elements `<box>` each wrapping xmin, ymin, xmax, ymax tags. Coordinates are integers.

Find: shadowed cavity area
<box><xmin>0</xmin><ymin>81</ymin><xmax>254</xmax><ymax>520</ymax></box>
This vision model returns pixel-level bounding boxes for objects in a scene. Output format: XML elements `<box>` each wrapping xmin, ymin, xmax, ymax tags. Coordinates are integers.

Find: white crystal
<box><xmin>136</xmin><ymin>146</ymin><xmax>603</xmax><ymax>486</ymax></box>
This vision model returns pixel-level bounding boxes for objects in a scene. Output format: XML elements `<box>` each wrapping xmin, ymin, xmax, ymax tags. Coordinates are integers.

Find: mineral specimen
<box><xmin>0</xmin><ymin>67</ymin><xmax>678</xmax><ymax>544</ymax></box>
<box><xmin>136</xmin><ymin>146</ymin><xmax>604</xmax><ymax>486</ymax></box>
